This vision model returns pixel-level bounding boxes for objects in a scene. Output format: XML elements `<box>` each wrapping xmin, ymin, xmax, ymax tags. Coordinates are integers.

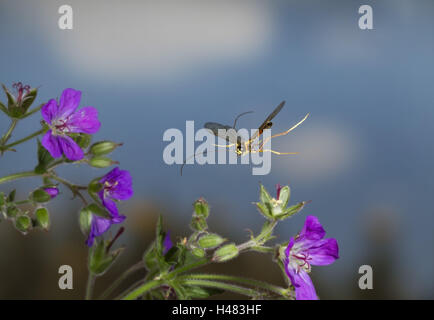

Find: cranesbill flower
<box><xmin>43</xmin><ymin>187</ymin><xmax>59</xmax><ymax>199</ymax></box>
<box><xmin>86</xmin><ymin>167</ymin><xmax>133</xmax><ymax>246</ymax></box>
<box><xmin>41</xmin><ymin>88</ymin><xmax>100</xmax><ymax>161</ymax></box>
<box><xmin>284</xmin><ymin>215</ymin><xmax>339</xmax><ymax>300</ymax></box>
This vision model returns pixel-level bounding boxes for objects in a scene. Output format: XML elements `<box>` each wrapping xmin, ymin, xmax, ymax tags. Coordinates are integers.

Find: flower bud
<box><xmin>89</xmin><ymin>141</ymin><xmax>122</xmax><ymax>156</ymax></box>
<box><xmin>6</xmin><ymin>206</ymin><xmax>19</xmax><ymax>218</ymax></box>
<box><xmin>213</xmin><ymin>243</ymin><xmax>239</xmax><ymax>263</ymax></box>
<box><xmin>194</xmin><ymin>198</ymin><xmax>209</xmax><ymax>218</ymax></box>
<box><xmin>79</xmin><ymin>206</ymin><xmax>93</xmax><ymax>235</ymax></box>
<box><xmin>190</xmin><ymin>215</ymin><xmax>208</xmax><ymax>231</ymax></box>
<box><xmin>191</xmin><ymin>247</ymin><xmax>206</xmax><ymax>258</ymax></box>
<box><xmin>198</xmin><ymin>233</ymin><xmax>225</xmax><ymax>249</ymax></box>
<box><xmin>89</xmin><ymin>156</ymin><xmax>118</xmax><ymax>168</ymax></box>
<box><xmin>31</xmin><ymin>189</ymin><xmax>51</xmax><ymax>203</ymax></box>
<box><xmin>15</xmin><ymin>215</ymin><xmax>31</xmax><ymax>233</ymax></box>
<box><xmin>43</xmin><ymin>187</ymin><xmax>59</xmax><ymax>199</ymax></box>
<box><xmin>35</xmin><ymin>207</ymin><xmax>50</xmax><ymax>230</ymax></box>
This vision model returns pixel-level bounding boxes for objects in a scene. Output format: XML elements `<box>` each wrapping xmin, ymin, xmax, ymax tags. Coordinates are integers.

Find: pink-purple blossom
<box><xmin>284</xmin><ymin>215</ymin><xmax>339</xmax><ymax>300</ymax></box>
<box><xmin>41</xmin><ymin>88</ymin><xmax>100</xmax><ymax>161</ymax></box>
<box><xmin>43</xmin><ymin>187</ymin><xmax>59</xmax><ymax>199</ymax></box>
<box><xmin>86</xmin><ymin>167</ymin><xmax>133</xmax><ymax>246</ymax></box>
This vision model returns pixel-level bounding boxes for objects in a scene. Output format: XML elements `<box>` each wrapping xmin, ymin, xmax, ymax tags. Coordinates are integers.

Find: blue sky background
<box><xmin>0</xmin><ymin>0</ymin><xmax>433</xmax><ymax>298</ymax></box>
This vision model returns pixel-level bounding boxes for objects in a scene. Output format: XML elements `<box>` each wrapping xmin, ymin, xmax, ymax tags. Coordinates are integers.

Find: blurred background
<box><xmin>0</xmin><ymin>0</ymin><xmax>433</xmax><ymax>299</ymax></box>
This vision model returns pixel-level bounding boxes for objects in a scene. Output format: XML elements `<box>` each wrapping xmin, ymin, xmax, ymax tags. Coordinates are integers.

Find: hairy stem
<box><xmin>99</xmin><ymin>261</ymin><xmax>145</xmax><ymax>300</ymax></box>
<box><xmin>2</xmin><ymin>128</ymin><xmax>45</xmax><ymax>150</ymax></box>
<box><xmin>0</xmin><ymin>171</ymin><xmax>40</xmax><ymax>185</ymax></box>
<box><xmin>85</xmin><ymin>272</ymin><xmax>96</xmax><ymax>300</ymax></box>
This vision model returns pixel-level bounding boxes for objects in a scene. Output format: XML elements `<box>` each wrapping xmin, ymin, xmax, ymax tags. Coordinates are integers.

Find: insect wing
<box><xmin>251</xmin><ymin>100</ymin><xmax>285</xmax><ymax>141</ymax></box>
<box><xmin>204</xmin><ymin>122</ymin><xmax>240</xmax><ymax>145</ymax></box>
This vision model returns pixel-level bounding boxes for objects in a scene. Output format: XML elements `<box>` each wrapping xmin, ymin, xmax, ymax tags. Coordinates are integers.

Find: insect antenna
<box><xmin>232</xmin><ymin>111</ymin><xmax>253</xmax><ymax>129</ymax></box>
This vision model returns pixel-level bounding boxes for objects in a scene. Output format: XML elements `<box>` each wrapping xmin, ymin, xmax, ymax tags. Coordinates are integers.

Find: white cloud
<box><xmin>34</xmin><ymin>0</ymin><xmax>274</xmax><ymax>81</ymax></box>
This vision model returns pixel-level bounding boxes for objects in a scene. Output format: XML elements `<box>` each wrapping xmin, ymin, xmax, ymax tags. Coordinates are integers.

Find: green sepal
<box><xmin>31</xmin><ymin>189</ymin><xmax>51</xmax><ymax>203</ymax></box>
<box><xmin>35</xmin><ymin>207</ymin><xmax>50</xmax><ymax>230</ymax></box>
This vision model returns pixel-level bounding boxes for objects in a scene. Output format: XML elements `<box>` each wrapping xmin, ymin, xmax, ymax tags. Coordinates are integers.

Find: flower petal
<box><xmin>101</xmin><ymin>196</ymin><xmax>119</xmax><ymax>217</ymax></box>
<box><xmin>67</xmin><ymin>106</ymin><xmax>101</xmax><ymax>134</ymax></box>
<box><xmin>58</xmin><ymin>135</ymin><xmax>84</xmax><ymax>161</ymax></box>
<box><xmin>41</xmin><ymin>99</ymin><xmax>58</xmax><ymax>124</ymax></box>
<box><xmin>163</xmin><ymin>231</ymin><xmax>173</xmax><ymax>255</ymax></box>
<box><xmin>58</xmin><ymin>88</ymin><xmax>81</xmax><ymax>119</ymax></box>
<box><xmin>100</xmin><ymin>167</ymin><xmax>133</xmax><ymax>201</ymax></box>
<box><xmin>41</xmin><ymin>130</ymin><xmax>62</xmax><ymax>158</ymax></box>
<box><xmin>294</xmin><ymin>269</ymin><xmax>318</xmax><ymax>300</ymax></box>
<box><xmin>299</xmin><ymin>215</ymin><xmax>326</xmax><ymax>241</ymax></box>
<box><xmin>308</xmin><ymin>238</ymin><xmax>339</xmax><ymax>266</ymax></box>
<box><xmin>86</xmin><ymin>216</ymin><xmax>112</xmax><ymax>246</ymax></box>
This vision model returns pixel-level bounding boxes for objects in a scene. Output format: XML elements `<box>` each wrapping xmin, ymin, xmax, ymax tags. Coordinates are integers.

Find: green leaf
<box><xmin>0</xmin><ymin>192</ymin><xmax>5</xmax><ymax>207</ymax></box>
<box><xmin>35</xmin><ymin>139</ymin><xmax>54</xmax><ymax>174</ymax></box>
<box><xmin>70</xmin><ymin>133</ymin><xmax>91</xmax><ymax>149</ymax></box>
<box><xmin>35</xmin><ymin>207</ymin><xmax>50</xmax><ymax>230</ymax></box>
<box><xmin>15</xmin><ymin>215</ymin><xmax>31</xmax><ymax>233</ymax></box>
<box><xmin>31</xmin><ymin>189</ymin><xmax>51</xmax><ymax>203</ymax></box>
<box><xmin>143</xmin><ymin>241</ymin><xmax>158</xmax><ymax>271</ymax></box>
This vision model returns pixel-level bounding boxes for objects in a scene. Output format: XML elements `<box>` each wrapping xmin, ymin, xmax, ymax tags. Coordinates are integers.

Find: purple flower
<box><xmin>163</xmin><ymin>231</ymin><xmax>173</xmax><ymax>255</ymax></box>
<box><xmin>284</xmin><ymin>215</ymin><xmax>339</xmax><ymax>300</ymax></box>
<box><xmin>86</xmin><ymin>167</ymin><xmax>133</xmax><ymax>246</ymax></box>
<box><xmin>43</xmin><ymin>187</ymin><xmax>59</xmax><ymax>199</ymax></box>
<box><xmin>41</xmin><ymin>88</ymin><xmax>100</xmax><ymax>161</ymax></box>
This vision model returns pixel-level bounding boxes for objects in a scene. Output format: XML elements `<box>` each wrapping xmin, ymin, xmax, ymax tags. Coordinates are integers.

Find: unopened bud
<box><xmin>35</xmin><ymin>207</ymin><xmax>50</xmax><ymax>230</ymax></box>
<box><xmin>15</xmin><ymin>215</ymin><xmax>31</xmax><ymax>233</ymax></box>
<box><xmin>198</xmin><ymin>233</ymin><xmax>225</xmax><ymax>249</ymax></box>
<box><xmin>90</xmin><ymin>141</ymin><xmax>122</xmax><ymax>156</ymax></box>
<box><xmin>89</xmin><ymin>156</ymin><xmax>118</xmax><ymax>168</ymax></box>
<box><xmin>213</xmin><ymin>243</ymin><xmax>239</xmax><ymax>263</ymax></box>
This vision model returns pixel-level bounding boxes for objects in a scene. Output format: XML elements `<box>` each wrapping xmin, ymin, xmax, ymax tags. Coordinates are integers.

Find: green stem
<box><xmin>2</xmin><ymin>128</ymin><xmax>44</xmax><ymax>150</ymax></box>
<box><xmin>1</xmin><ymin>119</ymin><xmax>18</xmax><ymax>146</ymax></box>
<box><xmin>0</xmin><ymin>171</ymin><xmax>40</xmax><ymax>185</ymax></box>
<box><xmin>85</xmin><ymin>272</ymin><xmax>96</xmax><ymax>300</ymax></box>
<box><xmin>166</xmin><ymin>258</ymin><xmax>209</xmax><ymax>280</ymax></box>
<box><xmin>179</xmin><ymin>279</ymin><xmax>260</xmax><ymax>298</ymax></box>
<box><xmin>50</xmin><ymin>175</ymin><xmax>88</xmax><ymax>205</ymax></box>
<box><xmin>99</xmin><ymin>261</ymin><xmax>145</xmax><ymax>300</ymax></box>
<box><xmin>178</xmin><ymin>273</ymin><xmax>289</xmax><ymax>297</ymax></box>
<box><xmin>121</xmin><ymin>279</ymin><xmax>163</xmax><ymax>300</ymax></box>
